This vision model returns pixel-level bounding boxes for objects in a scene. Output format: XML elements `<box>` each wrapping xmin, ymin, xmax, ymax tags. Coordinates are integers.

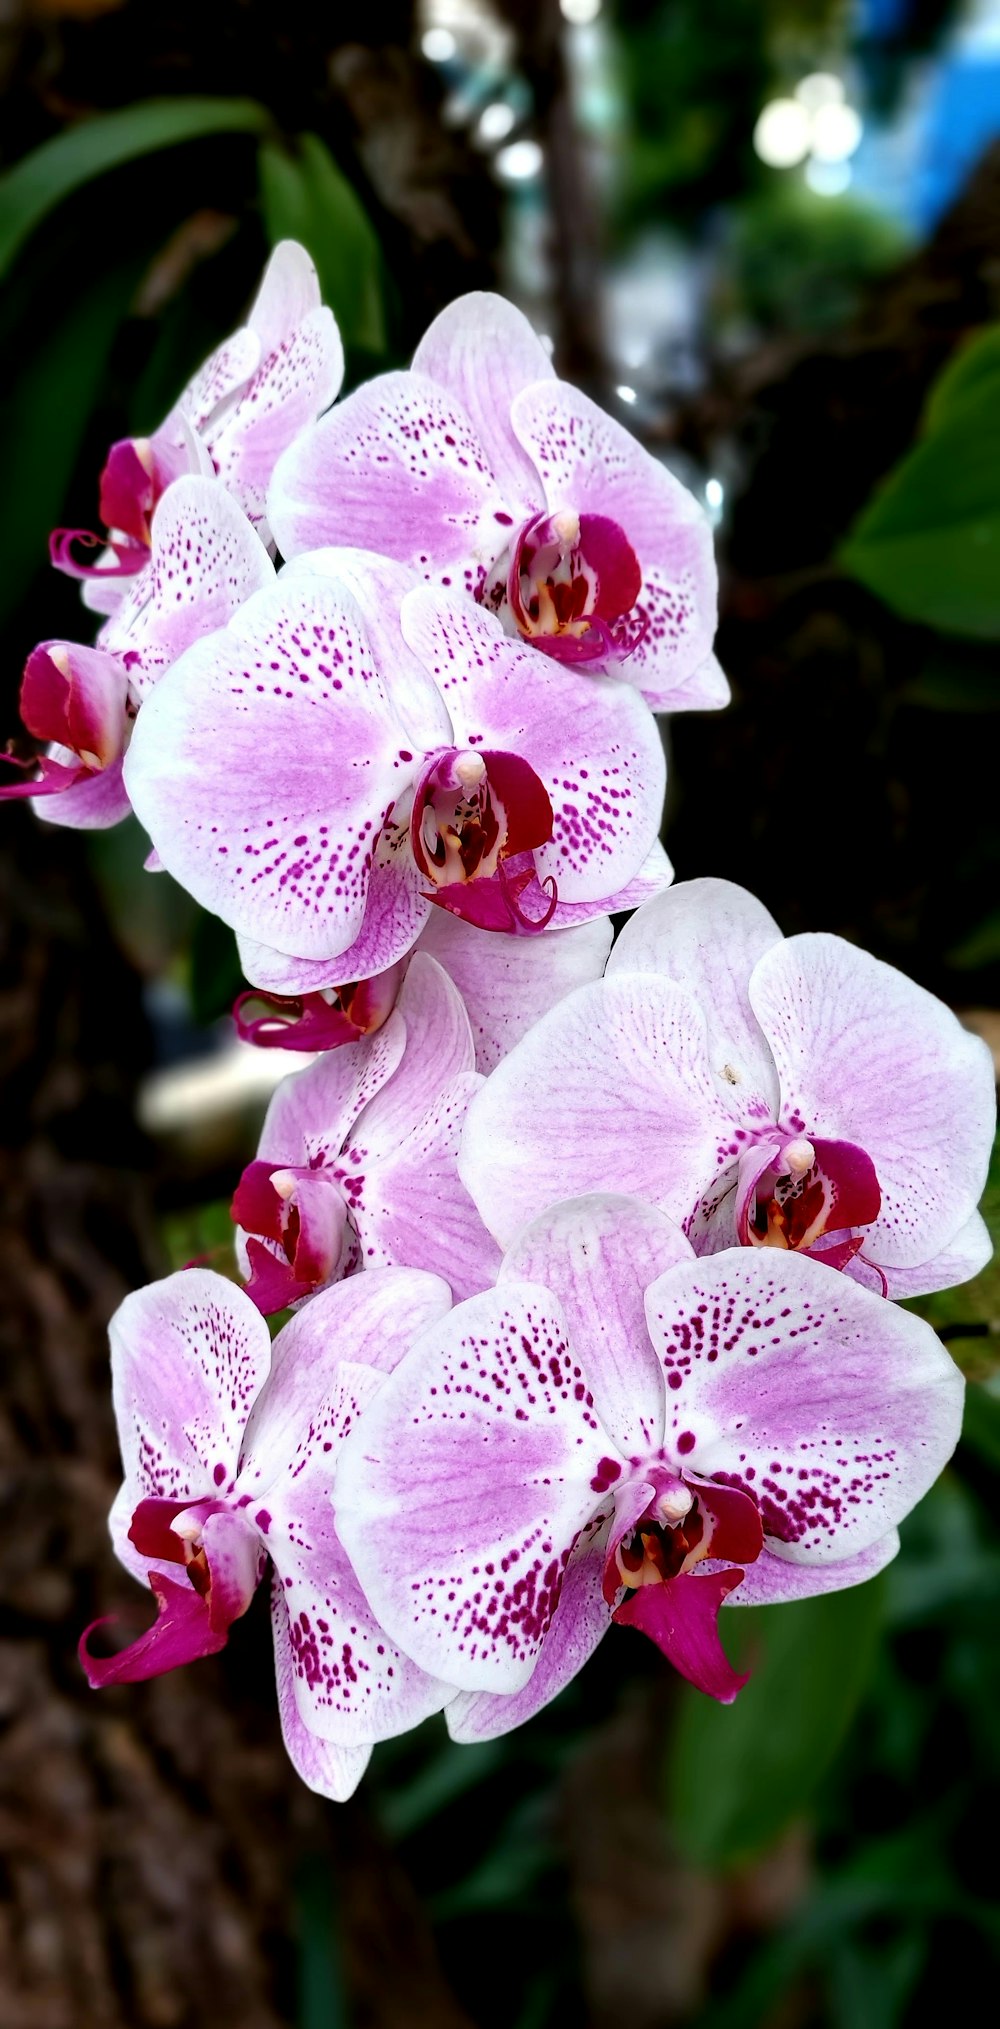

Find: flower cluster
<box><xmin>12</xmin><ymin>246</ymin><xmax>992</xmax><ymax>1801</ymax></box>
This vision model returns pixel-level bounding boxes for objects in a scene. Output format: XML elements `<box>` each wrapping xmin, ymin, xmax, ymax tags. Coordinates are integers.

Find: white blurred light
<box><xmin>705</xmin><ymin>477</ymin><xmax>724</xmax><ymax>510</ymax></box>
<box><xmin>616</xmin><ymin>384</ymin><xmax>638</xmax><ymax>404</ymax></box>
<box><xmin>495</xmin><ymin>138</ymin><xmax>544</xmax><ymax>181</ymax></box>
<box><xmin>560</xmin><ymin>0</ymin><xmax>602</xmax><ymax>19</ymax></box>
<box><xmin>422</xmin><ymin>27</ymin><xmax>457</xmax><ymax>61</ymax></box>
<box><xmin>806</xmin><ymin>158</ymin><xmax>852</xmax><ymax>195</ymax></box>
<box><xmin>811</xmin><ymin>101</ymin><xmax>863</xmax><ymax>161</ymax></box>
<box><xmin>795</xmin><ymin>72</ymin><xmax>845</xmax><ymax>111</ymax></box>
<box><xmin>538</xmin><ymin>331</ymin><xmax>555</xmax><ymax>356</ymax></box>
<box><xmin>477</xmin><ymin>101</ymin><xmax>517</xmax><ymax>144</ymax></box>
<box><xmin>753</xmin><ymin>98</ymin><xmax>811</xmax><ymax>168</ymax></box>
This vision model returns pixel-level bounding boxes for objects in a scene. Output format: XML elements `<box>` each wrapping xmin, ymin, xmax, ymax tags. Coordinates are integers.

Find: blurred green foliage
<box><xmin>724</xmin><ymin>183</ymin><xmax>908</xmax><ymax>336</ymax></box>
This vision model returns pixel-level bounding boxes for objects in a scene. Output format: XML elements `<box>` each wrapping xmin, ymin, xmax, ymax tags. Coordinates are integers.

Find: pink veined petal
<box><xmin>642</xmin><ymin>1248</ymin><xmax>965</xmax><ymax>1562</ymax></box>
<box><xmin>100</xmin><ymin>476</ymin><xmax>275</xmax><ymax>698</ymax></box>
<box><xmin>268</xmin><ymin>369</ymin><xmax>509</xmax><ymax>582</ymax></box>
<box><xmin>282</xmin><ymin>549</ymin><xmax>453</xmax><ymax>753</ymax></box>
<box><xmin>400</xmin><ymin>588</ymin><xmax>666</xmax><ymax>906</ymax></box>
<box><xmin>124</xmin><ymin>577</ymin><xmax>417</xmax><ymax>962</ymax></box>
<box><xmin>79</xmin><ymin>1570</ymin><xmax>229</xmax><ymax>1686</ymax></box>
<box><xmin>335</xmin><ymin>1283</ymin><xmax>615</xmax><ymax>1693</ymax></box>
<box><xmin>509</xmin><ymin>380</ymin><xmax>718</xmax><ymax>697</ymax></box>
<box><xmin>237</xmin><ymin>819</ymin><xmax>433</xmax><ymax>991</ymax></box>
<box><xmin>210</xmin><ymin>305</ymin><xmax>345</xmax><ymax>527</ymax></box>
<box><xmin>32</xmin><ymin>751</ymin><xmax>132</xmax><ymax>831</ymax></box>
<box><xmin>354</xmin><ymin>954</ymin><xmax>474</xmax><ymax>1158</ymax></box>
<box><xmin>412</xmin><ymin>291</ymin><xmax>554</xmax><ymax>521</ymax></box>
<box><xmin>254</xmin><ymin>1012</ymin><xmax>407</xmax><ymax>1173</ymax></box>
<box><xmin>169</xmin><ymin>325</ymin><xmax>261</xmax><ymax>439</ymax></box>
<box><xmin>271</xmin><ymin>1581</ymin><xmax>372</xmax><ymax>1801</ymax></box>
<box><xmin>659</xmin><ymin>649</ymin><xmax>731</xmax><ymax>715</ymax></box>
<box><xmin>416</xmin><ymin>909</ymin><xmax>613</xmax><ymax>1074</ymax></box>
<box><xmin>446</xmin><ymin>1515</ymin><xmax>611</xmax><ymax>1742</ymax></box>
<box><xmin>499</xmin><ymin>1194</ymin><xmax>693</xmax><ymax>1455</ymax></box>
<box><xmin>109</xmin><ymin>1268</ymin><xmax>273</xmax><ymax>1505</ymax></box>
<box><xmin>354</xmin><ymin>1069</ymin><xmax>502</xmax><ymax>1301</ymax></box>
<box><xmin>613</xmin><ymin>1568</ymin><xmax>748</xmax><ymax>1703</ymax></box>
<box><xmin>608</xmin><ymin>878</ymin><xmax>784</xmax><ymax>1125</ymax></box>
<box><xmin>853</xmin><ymin>1210</ymin><xmax>993</xmax><ymax>1300</ymax></box>
<box><xmin>458</xmin><ymin>974</ymin><xmax>734</xmax><ymax>1249</ymax></box>
<box><xmin>748</xmin><ymin>933</ymin><xmax>997</xmax><ymax>1270</ymax></box>
<box><xmin>715</xmin><ymin>1528</ymin><xmax>900</xmax><ymax>1606</ymax></box>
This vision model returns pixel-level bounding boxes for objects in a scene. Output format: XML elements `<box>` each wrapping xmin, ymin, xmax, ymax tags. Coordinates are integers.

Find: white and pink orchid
<box><xmin>461</xmin><ymin>878</ymin><xmax>996</xmax><ymax>1300</ymax></box>
<box><xmin>81</xmin><ymin>1265</ymin><xmax>456</xmax><ymax>1800</ymax></box>
<box><xmin>2</xmin><ymin>476</ymin><xmax>274</xmax><ymax>825</ymax></box>
<box><xmin>123</xmin><ymin>548</ymin><xmax>669</xmax><ymax>980</ymax></box>
<box><xmin>53</xmin><ymin>240</ymin><xmax>342</xmax><ymax>601</ymax></box>
<box><xmin>231</xmin><ymin>953</ymin><xmax>500</xmax><ymax>1312</ymax></box>
<box><xmin>335</xmin><ymin>1195</ymin><xmax>963</xmax><ymax>1727</ymax></box>
<box><xmin>268</xmin><ymin>292</ymin><xmax>726</xmax><ymax>713</ymax></box>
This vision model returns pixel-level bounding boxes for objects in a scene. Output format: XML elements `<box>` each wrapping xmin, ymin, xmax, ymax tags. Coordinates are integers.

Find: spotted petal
<box><xmin>446</xmin><ymin>1516</ymin><xmax>610</xmax><ymax>1741</ymax></box>
<box><xmin>413</xmin><ymin>291</ymin><xmax>553</xmax><ymax>520</ymax></box>
<box><xmin>748</xmin><ymin>933</ymin><xmax>997</xmax><ymax>1270</ymax></box>
<box><xmin>335</xmin><ymin>1284</ymin><xmax>613</xmax><ymax>1693</ymax></box>
<box><xmin>643</xmin><ymin>1249</ymin><xmax>964</xmax><ymax>1563</ymax></box>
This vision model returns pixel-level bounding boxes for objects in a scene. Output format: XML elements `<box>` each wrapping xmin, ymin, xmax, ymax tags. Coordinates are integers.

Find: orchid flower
<box><xmin>231</xmin><ymin>954</ymin><xmax>501</xmax><ymax>1312</ymax></box>
<box><xmin>269</xmin><ymin>293</ymin><xmax>725</xmax><ymax>714</ymax></box>
<box><xmin>80</xmin><ymin>1265</ymin><xmax>455</xmax><ymax>1800</ymax></box>
<box><xmin>2</xmin><ymin>477</ymin><xmax>274</xmax><ymax>827</ymax></box>
<box><xmin>124</xmin><ymin>548</ymin><xmax>669</xmax><ymax>979</ymax></box>
<box><xmin>53</xmin><ymin>241</ymin><xmax>342</xmax><ymax>603</ymax></box>
<box><xmin>460</xmin><ymin>879</ymin><xmax>996</xmax><ymax>1300</ymax></box>
<box><xmin>234</xmin><ymin>907</ymin><xmax>613</xmax><ymax>1076</ymax></box>
<box><xmin>336</xmin><ymin>1195</ymin><xmax>962</xmax><ymax>1729</ymax></box>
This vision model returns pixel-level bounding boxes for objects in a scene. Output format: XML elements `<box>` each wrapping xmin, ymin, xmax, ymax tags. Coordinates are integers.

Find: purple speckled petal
<box><xmin>170</xmin><ymin>327</ymin><xmax>261</xmax><ymax>438</ymax></box>
<box><xmin>716</xmin><ymin>1528</ymin><xmax>900</xmax><ymax>1605</ymax></box>
<box><xmin>109</xmin><ymin>1269</ymin><xmax>273</xmax><ymax>1509</ymax></box>
<box><xmin>446</xmin><ymin>1514</ymin><xmax>610</xmax><ymax>1741</ymax></box>
<box><xmin>510</xmin><ymin>380</ymin><xmax>717</xmax><ymax>699</ymax></box>
<box><xmin>400</xmin><ymin>589</ymin><xmax>665</xmax><ymax>905</ymax></box>
<box><xmin>459</xmin><ymin>974</ymin><xmax>732</xmax><ymax>1248</ymax></box>
<box><xmin>356</xmin><ymin>954</ymin><xmax>475</xmax><ymax>1158</ymax></box>
<box><xmin>643</xmin><ymin>1249</ymin><xmax>964</xmax><ymax>1561</ymax></box>
<box><xmin>335</xmin><ymin>1284</ymin><xmax>613</xmax><ymax>1692</ymax></box>
<box><xmin>125</xmin><ymin>576</ymin><xmax>417</xmax><ymax>961</ymax></box>
<box><xmin>100</xmin><ymin>477</ymin><xmax>274</xmax><ymax>697</ymax></box>
<box><xmin>500</xmin><ymin>1195</ymin><xmax>692</xmax><ymax>1455</ymax></box>
<box><xmin>748</xmin><ymin>933</ymin><xmax>997</xmax><ymax>1270</ymax></box>
<box><xmin>254</xmin><ymin>1012</ymin><xmax>407</xmax><ymax>1174</ymax></box>
<box><xmin>854</xmin><ymin>1210</ymin><xmax>993</xmax><ymax>1300</ymax></box>
<box><xmin>271</xmin><ymin>1581</ymin><xmax>372</xmax><ymax>1799</ymax></box>
<box><xmin>237</xmin><ymin>819</ymin><xmax>433</xmax><ymax>991</ymax></box>
<box><xmin>282</xmin><ymin>549</ymin><xmax>453</xmax><ymax>751</ymax></box>
<box><xmin>413</xmin><ymin>292</ymin><xmax>553</xmax><ymax>520</ymax></box>
<box><xmin>210</xmin><ymin>304</ymin><xmax>343</xmax><ymax>527</ymax></box>
<box><xmin>608</xmin><ymin>879</ymin><xmax>783</xmax><ymax>1124</ymax></box>
<box><xmin>268</xmin><ymin>370</ymin><xmax>508</xmax><ymax>583</ymax></box>
<box><xmin>416</xmin><ymin>910</ymin><xmax>613</xmax><ymax>1074</ymax></box>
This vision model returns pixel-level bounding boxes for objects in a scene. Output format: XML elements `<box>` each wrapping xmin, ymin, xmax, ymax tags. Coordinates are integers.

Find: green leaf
<box><xmin>841</xmin><ymin>323</ymin><xmax>1000</xmax><ymax>636</ymax></box>
<box><xmin>258</xmin><ymin>133</ymin><xmax>386</xmax><ymax>355</ymax></box>
<box><xmin>923</xmin><ymin>324</ymin><xmax>1000</xmax><ymax>435</ymax></box>
<box><xmin>159</xmin><ymin>1198</ymin><xmax>238</xmax><ymax>1277</ymax></box>
<box><xmin>0</xmin><ymin>98</ymin><xmax>273</xmax><ymax>276</ymax></box>
<box><xmin>665</xmin><ymin>1577</ymin><xmax>886</xmax><ymax>1867</ymax></box>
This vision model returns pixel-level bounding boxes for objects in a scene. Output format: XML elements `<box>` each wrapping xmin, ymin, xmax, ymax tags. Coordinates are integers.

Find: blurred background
<box><xmin>2</xmin><ymin>1</ymin><xmax>1000</xmax><ymax>2023</ymax></box>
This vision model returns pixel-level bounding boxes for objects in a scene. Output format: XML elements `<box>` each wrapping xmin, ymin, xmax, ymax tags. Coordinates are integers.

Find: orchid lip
<box><xmin>482</xmin><ymin>506</ymin><xmax>647</xmax><ymax>665</ymax></box>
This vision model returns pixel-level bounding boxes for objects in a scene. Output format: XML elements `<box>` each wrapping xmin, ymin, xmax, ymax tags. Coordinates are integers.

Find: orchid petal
<box><xmin>613</xmin><ymin>1569</ymin><xmax>748</xmax><ymax>1702</ymax></box>
<box><xmin>643</xmin><ymin>1249</ymin><xmax>964</xmax><ymax>1561</ymax></box>
<box><xmin>716</xmin><ymin>1528</ymin><xmax>900</xmax><ymax>1605</ymax></box>
<box><xmin>271</xmin><ymin>1583</ymin><xmax>372</xmax><ymax>1800</ymax></box>
<box><xmin>254</xmin><ymin>1012</ymin><xmax>407</xmax><ymax>1171</ymax></box>
<box><xmin>282</xmin><ymin>549</ymin><xmax>453</xmax><ymax>751</ymax></box>
<box><xmin>510</xmin><ymin>380</ymin><xmax>717</xmax><ymax>699</ymax></box>
<box><xmin>268</xmin><ymin>370</ymin><xmax>507</xmax><ymax>578</ymax></box>
<box><xmin>855</xmin><ymin>1210</ymin><xmax>993</xmax><ymax>1300</ymax></box>
<box><xmin>237</xmin><ymin>819</ymin><xmax>433</xmax><ymax>990</ymax></box>
<box><xmin>608</xmin><ymin>879</ymin><xmax>783</xmax><ymax>1123</ymax></box>
<box><xmin>416</xmin><ymin>909</ymin><xmax>613</xmax><ymax>1074</ymax></box>
<box><xmin>335</xmin><ymin>1284</ymin><xmax>613</xmax><ymax>1692</ymax></box>
<box><xmin>748</xmin><ymin>933</ymin><xmax>997</xmax><ymax>1269</ymax></box>
<box><xmin>500</xmin><ymin>1195</ymin><xmax>692</xmax><ymax>1455</ymax></box>
<box><xmin>171</xmin><ymin>327</ymin><xmax>261</xmax><ymax>437</ymax></box>
<box><xmin>21</xmin><ymin>640</ymin><xmax>129</xmax><ymax>765</ymax></box>
<box><xmin>31</xmin><ymin>752</ymin><xmax>131</xmax><ymax>831</ymax></box>
<box><xmin>412</xmin><ymin>292</ymin><xmax>554</xmax><ymax>520</ymax></box>
<box><xmin>355</xmin><ymin>1070</ymin><xmax>501</xmax><ymax>1301</ymax></box>
<box><xmin>459</xmin><ymin>975</ymin><xmax>732</xmax><ymax>1247</ymax></box>
<box><xmin>109</xmin><ymin>1269</ymin><xmax>273</xmax><ymax>1504</ymax></box>
<box><xmin>79</xmin><ymin>1571</ymin><xmax>228</xmax><ymax>1686</ymax></box>
<box><xmin>212</xmin><ymin>306</ymin><xmax>345</xmax><ymax>527</ymax></box>
<box><xmin>100</xmin><ymin>477</ymin><xmax>274</xmax><ymax>697</ymax></box>
<box><xmin>400</xmin><ymin>589</ymin><xmax>666</xmax><ymax>904</ymax></box>
<box><xmin>125</xmin><ymin>577</ymin><xmax>415</xmax><ymax>961</ymax></box>
<box><xmin>355</xmin><ymin>954</ymin><xmax>475</xmax><ymax>1157</ymax></box>
<box><xmin>446</xmin><ymin>1517</ymin><xmax>610</xmax><ymax>1741</ymax></box>
<box><xmin>246</xmin><ymin>240</ymin><xmax>327</xmax><ymax>354</ymax></box>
